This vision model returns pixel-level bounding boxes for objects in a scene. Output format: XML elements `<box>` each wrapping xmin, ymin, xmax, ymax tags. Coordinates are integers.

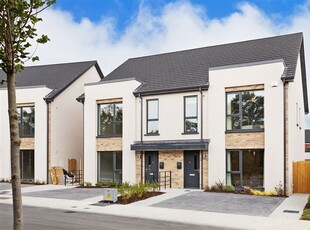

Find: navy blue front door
<box><xmin>184</xmin><ymin>151</ymin><xmax>200</xmax><ymax>188</ymax></box>
<box><xmin>145</xmin><ymin>151</ymin><xmax>158</xmax><ymax>182</ymax></box>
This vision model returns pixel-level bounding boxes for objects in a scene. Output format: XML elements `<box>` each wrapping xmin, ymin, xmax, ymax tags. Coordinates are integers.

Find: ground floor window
<box><xmin>226</xmin><ymin>149</ymin><xmax>264</xmax><ymax>188</ymax></box>
<box><xmin>97</xmin><ymin>151</ymin><xmax>122</xmax><ymax>183</ymax></box>
<box><xmin>20</xmin><ymin>150</ymin><xmax>34</xmax><ymax>181</ymax></box>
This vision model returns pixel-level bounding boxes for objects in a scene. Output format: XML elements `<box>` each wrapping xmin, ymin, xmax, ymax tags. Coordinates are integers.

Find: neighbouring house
<box><xmin>81</xmin><ymin>33</ymin><xmax>308</xmax><ymax>195</ymax></box>
<box><xmin>0</xmin><ymin>61</ymin><xmax>103</xmax><ymax>183</ymax></box>
<box><xmin>305</xmin><ymin>130</ymin><xmax>310</xmax><ymax>159</ymax></box>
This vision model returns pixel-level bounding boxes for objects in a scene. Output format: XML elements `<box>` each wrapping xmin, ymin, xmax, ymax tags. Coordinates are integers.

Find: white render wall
<box><xmin>208</xmin><ymin>61</ymin><xmax>285</xmax><ymax>192</ymax></box>
<box><xmin>50</xmin><ymin>66</ymin><xmax>101</xmax><ymax>170</ymax></box>
<box><xmin>0</xmin><ymin>86</ymin><xmax>52</xmax><ymax>182</ymax></box>
<box><xmin>137</xmin><ymin>91</ymin><xmax>207</xmax><ymax>142</ymax></box>
<box><xmin>287</xmin><ymin>54</ymin><xmax>307</xmax><ymax>194</ymax></box>
<box><xmin>84</xmin><ymin>79</ymin><xmax>141</xmax><ymax>184</ymax></box>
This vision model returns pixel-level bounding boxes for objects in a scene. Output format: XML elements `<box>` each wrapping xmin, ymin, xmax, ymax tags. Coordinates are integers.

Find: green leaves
<box><xmin>0</xmin><ymin>0</ymin><xmax>56</xmax><ymax>73</ymax></box>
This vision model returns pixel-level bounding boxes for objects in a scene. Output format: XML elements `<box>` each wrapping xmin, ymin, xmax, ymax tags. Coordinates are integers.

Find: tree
<box><xmin>0</xmin><ymin>1</ymin><xmax>55</xmax><ymax>229</ymax></box>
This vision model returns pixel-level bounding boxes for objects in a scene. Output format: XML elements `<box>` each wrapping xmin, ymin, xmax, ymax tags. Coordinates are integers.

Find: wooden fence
<box><xmin>293</xmin><ymin>161</ymin><xmax>310</xmax><ymax>193</ymax></box>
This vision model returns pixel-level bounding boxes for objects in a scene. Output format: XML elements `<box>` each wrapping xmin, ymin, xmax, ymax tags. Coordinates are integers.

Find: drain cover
<box><xmin>283</xmin><ymin>210</ymin><xmax>299</xmax><ymax>214</ymax></box>
<box><xmin>0</xmin><ymin>197</ymin><xmax>10</xmax><ymax>200</ymax></box>
<box><xmin>64</xmin><ymin>211</ymin><xmax>76</xmax><ymax>214</ymax></box>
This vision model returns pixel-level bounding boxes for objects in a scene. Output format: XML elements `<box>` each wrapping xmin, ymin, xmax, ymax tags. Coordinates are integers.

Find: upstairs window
<box><xmin>147</xmin><ymin>99</ymin><xmax>159</xmax><ymax>134</ymax></box>
<box><xmin>226</xmin><ymin>90</ymin><xmax>264</xmax><ymax>131</ymax></box>
<box><xmin>184</xmin><ymin>96</ymin><xmax>198</xmax><ymax>133</ymax></box>
<box><xmin>18</xmin><ymin>106</ymin><xmax>35</xmax><ymax>137</ymax></box>
<box><xmin>98</xmin><ymin>103</ymin><xmax>122</xmax><ymax>136</ymax></box>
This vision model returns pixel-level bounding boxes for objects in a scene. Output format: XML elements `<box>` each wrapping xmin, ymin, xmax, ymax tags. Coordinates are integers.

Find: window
<box><xmin>18</xmin><ymin>106</ymin><xmax>35</xmax><ymax>137</ymax></box>
<box><xmin>97</xmin><ymin>151</ymin><xmax>122</xmax><ymax>183</ymax></box>
<box><xmin>147</xmin><ymin>99</ymin><xmax>159</xmax><ymax>134</ymax></box>
<box><xmin>226</xmin><ymin>149</ymin><xmax>264</xmax><ymax>188</ymax></box>
<box><xmin>98</xmin><ymin>103</ymin><xmax>122</xmax><ymax>136</ymax></box>
<box><xmin>306</xmin><ymin>144</ymin><xmax>310</xmax><ymax>152</ymax></box>
<box><xmin>184</xmin><ymin>96</ymin><xmax>198</xmax><ymax>133</ymax></box>
<box><xmin>20</xmin><ymin>150</ymin><xmax>34</xmax><ymax>181</ymax></box>
<box><xmin>226</xmin><ymin>90</ymin><xmax>264</xmax><ymax>131</ymax></box>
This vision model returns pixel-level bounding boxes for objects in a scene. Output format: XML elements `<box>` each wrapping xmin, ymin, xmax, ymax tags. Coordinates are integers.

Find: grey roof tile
<box><xmin>0</xmin><ymin>61</ymin><xmax>103</xmax><ymax>100</ymax></box>
<box><xmin>102</xmin><ymin>32</ymin><xmax>307</xmax><ymax>112</ymax></box>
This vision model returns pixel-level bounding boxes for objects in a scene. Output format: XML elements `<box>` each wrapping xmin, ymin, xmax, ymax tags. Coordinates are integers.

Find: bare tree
<box><xmin>0</xmin><ymin>1</ymin><xmax>55</xmax><ymax>229</ymax></box>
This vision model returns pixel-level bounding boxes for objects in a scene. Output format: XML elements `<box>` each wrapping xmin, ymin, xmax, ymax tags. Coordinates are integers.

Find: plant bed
<box><xmin>300</xmin><ymin>195</ymin><xmax>310</xmax><ymax>220</ymax></box>
<box><xmin>116</xmin><ymin>191</ymin><xmax>164</xmax><ymax>205</ymax></box>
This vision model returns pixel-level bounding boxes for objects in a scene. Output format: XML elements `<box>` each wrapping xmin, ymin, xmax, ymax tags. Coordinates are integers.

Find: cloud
<box><xmin>33</xmin><ymin>0</ymin><xmax>310</xmax><ymax>126</ymax></box>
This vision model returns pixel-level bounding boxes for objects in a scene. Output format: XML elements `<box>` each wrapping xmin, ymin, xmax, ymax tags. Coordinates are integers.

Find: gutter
<box><xmin>46</xmin><ymin>102</ymin><xmax>50</xmax><ymax>183</ymax></box>
<box><xmin>199</xmin><ymin>87</ymin><xmax>204</xmax><ymax>189</ymax></box>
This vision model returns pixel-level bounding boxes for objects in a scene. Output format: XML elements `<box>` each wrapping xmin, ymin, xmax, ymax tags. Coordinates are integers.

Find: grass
<box><xmin>301</xmin><ymin>208</ymin><xmax>310</xmax><ymax>220</ymax></box>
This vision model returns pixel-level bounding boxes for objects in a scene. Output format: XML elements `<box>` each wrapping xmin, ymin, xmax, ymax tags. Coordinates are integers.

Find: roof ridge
<box><xmin>127</xmin><ymin>32</ymin><xmax>303</xmax><ymax>61</ymax></box>
<box><xmin>22</xmin><ymin>60</ymin><xmax>98</xmax><ymax>68</ymax></box>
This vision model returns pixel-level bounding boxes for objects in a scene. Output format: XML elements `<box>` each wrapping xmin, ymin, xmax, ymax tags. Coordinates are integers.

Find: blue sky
<box><xmin>54</xmin><ymin>0</ymin><xmax>306</xmax><ymax>31</ymax></box>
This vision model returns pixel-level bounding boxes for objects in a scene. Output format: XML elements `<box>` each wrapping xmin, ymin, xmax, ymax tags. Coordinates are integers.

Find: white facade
<box><xmin>0</xmin><ymin>86</ymin><xmax>51</xmax><ymax>181</ymax></box>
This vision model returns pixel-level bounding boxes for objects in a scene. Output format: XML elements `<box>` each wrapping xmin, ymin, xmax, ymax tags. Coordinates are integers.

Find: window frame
<box><xmin>146</xmin><ymin>99</ymin><xmax>159</xmax><ymax>135</ymax></box>
<box><xmin>18</xmin><ymin>106</ymin><xmax>35</xmax><ymax>137</ymax></box>
<box><xmin>226</xmin><ymin>89</ymin><xmax>264</xmax><ymax>132</ymax></box>
<box><xmin>184</xmin><ymin>95</ymin><xmax>198</xmax><ymax>134</ymax></box>
<box><xmin>97</xmin><ymin>151</ymin><xmax>122</xmax><ymax>183</ymax></box>
<box><xmin>97</xmin><ymin>102</ymin><xmax>123</xmax><ymax>137</ymax></box>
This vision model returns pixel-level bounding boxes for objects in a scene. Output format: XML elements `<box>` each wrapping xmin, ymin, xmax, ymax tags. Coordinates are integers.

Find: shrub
<box><xmin>85</xmin><ymin>181</ymin><xmax>92</xmax><ymax>187</ymax></box>
<box><xmin>95</xmin><ymin>182</ymin><xmax>103</xmax><ymax>188</ymax></box>
<box><xmin>35</xmin><ymin>180</ymin><xmax>45</xmax><ymax>185</ymax></box>
<box><xmin>223</xmin><ymin>185</ymin><xmax>235</xmax><ymax>193</ymax></box>
<box><xmin>204</xmin><ymin>185</ymin><xmax>210</xmax><ymax>191</ymax></box>
<box><xmin>251</xmin><ymin>189</ymin><xmax>276</xmax><ymax>196</ymax></box>
<box><xmin>274</xmin><ymin>182</ymin><xmax>284</xmax><ymax>196</ymax></box>
<box><xmin>214</xmin><ymin>180</ymin><xmax>225</xmax><ymax>192</ymax></box>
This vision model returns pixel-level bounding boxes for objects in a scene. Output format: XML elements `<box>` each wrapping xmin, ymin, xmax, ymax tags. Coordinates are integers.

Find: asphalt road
<box><xmin>0</xmin><ymin>204</ymin><xmax>227</xmax><ymax>230</ymax></box>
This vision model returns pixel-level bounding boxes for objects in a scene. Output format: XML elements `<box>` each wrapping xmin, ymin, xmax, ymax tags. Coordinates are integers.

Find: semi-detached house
<box><xmin>82</xmin><ymin>32</ymin><xmax>307</xmax><ymax>195</ymax></box>
<box><xmin>0</xmin><ymin>61</ymin><xmax>103</xmax><ymax>183</ymax></box>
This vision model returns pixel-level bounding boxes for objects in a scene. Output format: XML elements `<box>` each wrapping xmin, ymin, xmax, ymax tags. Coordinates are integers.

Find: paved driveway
<box><xmin>152</xmin><ymin>191</ymin><xmax>285</xmax><ymax>217</ymax></box>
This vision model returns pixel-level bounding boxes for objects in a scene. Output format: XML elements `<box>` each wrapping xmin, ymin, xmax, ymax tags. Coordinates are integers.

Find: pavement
<box><xmin>0</xmin><ymin>183</ymin><xmax>310</xmax><ymax>230</ymax></box>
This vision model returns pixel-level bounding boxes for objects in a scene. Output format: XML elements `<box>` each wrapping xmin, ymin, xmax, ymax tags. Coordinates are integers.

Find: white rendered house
<box><xmin>82</xmin><ymin>33</ymin><xmax>308</xmax><ymax>195</ymax></box>
<box><xmin>0</xmin><ymin>61</ymin><xmax>103</xmax><ymax>183</ymax></box>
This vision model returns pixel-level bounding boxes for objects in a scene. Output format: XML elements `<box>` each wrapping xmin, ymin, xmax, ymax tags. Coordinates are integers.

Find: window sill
<box><xmin>144</xmin><ymin>133</ymin><xmax>160</xmax><ymax>136</ymax></box>
<box><xmin>20</xmin><ymin>136</ymin><xmax>35</xmax><ymax>138</ymax></box>
<box><xmin>96</xmin><ymin>135</ymin><xmax>122</xmax><ymax>138</ymax></box>
<box><xmin>225</xmin><ymin>129</ymin><xmax>264</xmax><ymax>133</ymax></box>
<box><xmin>182</xmin><ymin>132</ymin><xmax>199</xmax><ymax>135</ymax></box>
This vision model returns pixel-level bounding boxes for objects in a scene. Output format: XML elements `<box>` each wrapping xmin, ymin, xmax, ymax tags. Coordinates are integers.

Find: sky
<box><xmin>28</xmin><ymin>0</ymin><xmax>310</xmax><ymax>126</ymax></box>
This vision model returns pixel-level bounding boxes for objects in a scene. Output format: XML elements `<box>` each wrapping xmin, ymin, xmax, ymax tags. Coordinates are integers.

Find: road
<box><xmin>0</xmin><ymin>204</ymin><xmax>226</xmax><ymax>230</ymax></box>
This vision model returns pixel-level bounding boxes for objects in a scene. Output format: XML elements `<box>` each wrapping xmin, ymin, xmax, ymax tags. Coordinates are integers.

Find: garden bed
<box><xmin>116</xmin><ymin>191</ymin><xmax>164</xmax><ymax>204</ymax></box>
<box><xmin>301</xmin><ymin>195</ymin><xmax>310</xmax><ymax>220</ymax></box>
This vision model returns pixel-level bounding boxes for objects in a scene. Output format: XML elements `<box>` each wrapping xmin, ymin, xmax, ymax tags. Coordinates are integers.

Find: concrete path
<box><xmin>1</xmin><ymin>183</ymin><xmax>310</xmax><ymax>230</ymax></box>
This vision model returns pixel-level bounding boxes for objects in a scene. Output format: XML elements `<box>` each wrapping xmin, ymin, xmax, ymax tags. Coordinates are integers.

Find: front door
<box><xmin>20</xmin><ymin>150</ymin><xmax>34</xmax><ymax>181</ymax></box>
<box><xmin>145</xmin><ymin>151</ymin><xmax>158</xmax><ymax>182</ymax></box>
<box><xmin>184</xmin><ymin>150</ymin><xmax>200</xmax><ymax>188</ymax></box>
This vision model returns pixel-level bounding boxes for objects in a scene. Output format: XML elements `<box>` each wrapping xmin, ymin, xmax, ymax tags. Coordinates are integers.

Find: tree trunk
<box><xmin>7</xmin><ymin>71</ymin><xmax>24</xmax><ymax>230</ymax></box>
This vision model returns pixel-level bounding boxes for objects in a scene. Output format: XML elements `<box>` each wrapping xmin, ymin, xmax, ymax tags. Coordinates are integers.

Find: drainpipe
<box><xmin>46</xmin><ymin>102</ymin><xmax>50</xmax><ymax>183</ymax></box>
<box><xmin>199</xmin><ymin>87</ymin><xmax>204</xmax><ymax>189</ymax></box>
<box><xmin>281</xmin><ymin>66</ymin><xmax>288</xmax><ymax>196</ymax></box>
<box><xmin>140</xmin><ymin>94</ymin><xmax>143</xmax><ymax>143</ymax></box>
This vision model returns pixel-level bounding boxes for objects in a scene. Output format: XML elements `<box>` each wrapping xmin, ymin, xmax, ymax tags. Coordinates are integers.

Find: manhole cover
<box><xmin>283</xmin><ymin>210</ymin><xmax>299</xmax><ymax>214</ymax></box>
<box><xmin>64</xmin><ymin>211</ymin><xmax>76</xmax><ymax>214</ymax></box>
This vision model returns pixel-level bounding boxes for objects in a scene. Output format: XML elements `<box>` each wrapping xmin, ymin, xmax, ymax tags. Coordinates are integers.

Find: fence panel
<box><xmin>293</xmin><ymin>161</ymin><xmax>310</xmax><ymax>193</ymax></box>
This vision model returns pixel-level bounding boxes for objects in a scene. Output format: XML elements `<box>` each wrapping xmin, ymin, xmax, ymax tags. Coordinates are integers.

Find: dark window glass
<box><xmin>226</xmin><ymin>149</ymin><xmax>264</xmax><ymax>188</ymax></box>
<box><xmin>97</xmin><ymin>151</ymin><xmax>122</xmax><ymax>183</ymax></box>
<box><xmin>98</xmin><ymin>103</ymin><xmax>122</xmax><ymax>136</ymax></box>
<box><xmin>18</xmin><ymin>106</ymin><xmax>35</xmax><ymax>137</ymax></box>
<box><xmin>226</xmin><ymin>90</ymin><xmax>264</xmax><ymax>131</ymax></box>
<box><xmin>20</xmin><ymin>150</ymin><xmax>34</xmax><ymax>180</ymax></box>
<box><xmin>147</xmin><ymin>99</ymin><xmax>159</xmax><ymax>134</ymax></box>
<box><xmin>184</xmin><ymin>96</ymin><xmax>198</xmax><ymax>133</ymax></box>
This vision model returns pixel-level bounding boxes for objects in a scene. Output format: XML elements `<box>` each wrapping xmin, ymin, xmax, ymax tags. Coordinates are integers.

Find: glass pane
<box><xmin>21</xmin><ymin>107</ymin><xmax>35</xmax><ymax>136</ymax></box>
<box><xmin>227</xmin><ymin>151</ymin><xmax>239</xmax><ymax>171</ymax></box>
<box><xmin>115</xmin><ymin>104</ymin><xmax>123</xmax><ymax>122</ymax></box>
<box><xmin>227</xmin><ymin>93</ymin><xmax>239</xmax><ymax>115</ymax></box>
<box><xmin>115</xmin><ymin>122</ymin><xmax>122</xmax><ymax>135</ymax></box>
<box><xmin>242</xmin><ymin>149</ymin><xmax>264</xmax><ymax>188</ymax></box>
<box><xmin>185</xmin><ymin>118</ymin><xmax>198</xmax><ymax>132</ymax></box>
<box><xmin>185</xmin><ymin>97</ymin><xmax>197</xmax><ymax>117</ymax></box>
<box><xmin>226</xmin><ymin>116</ymin><xmax>240</xmax><ymax>130</ymax></box>
<box><xmin>115</xmin><ymin>152</ymin><xmax>122</xmax><ymax>170</ymax></box>
<box><xmin>230</xmin><ymin>174</ymin><xmax>241</xmax><ymax>187</ymax></box>
<box><xmin>241</xmin><ymin>91</ymin><xmax>264</xmax><ymax>129</ymax></box>
<box><xmin>98</xmin><ymin>104</ymin><xmax>114</xmax><ymax>135</ymax></box>
<box><xmin>20</xmin><ymin>150</ymin><xmax>34</xmax><ymax>180</ymax></box>
<box><xmin>114</xmin><ymin>170</ymin><xmax>122</xmax><ymax>183</ymax></box>
<box><xmin>147</xmin><ymin>120</ymin><xmax>158</xmax><ymax>134</ymax></box>
<box><xmin>98</xmin><ymin>152</ymin><xmax>113</xmax><ymax>182</ymax></box>
<box><xmin>148</xmin><ymin>100</ymin><xmax>158</xmax><ymax>119</ymax></box>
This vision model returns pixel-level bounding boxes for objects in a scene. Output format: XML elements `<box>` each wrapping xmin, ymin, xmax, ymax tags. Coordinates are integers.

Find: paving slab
<box><xmin>23</xmin><ymin>187</ymin><xmax>104</xmax><ymax>200</ymax></box>
<box><xmin>152</xmin><ymin>191</ymin><xmax>285</xmax><ymax>216</ymax></box>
